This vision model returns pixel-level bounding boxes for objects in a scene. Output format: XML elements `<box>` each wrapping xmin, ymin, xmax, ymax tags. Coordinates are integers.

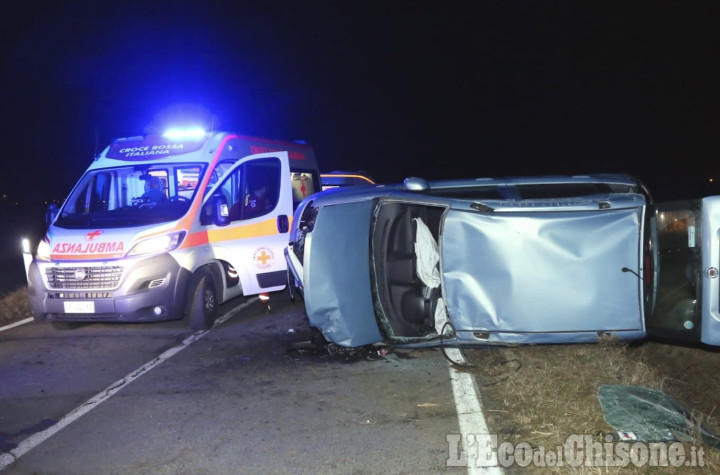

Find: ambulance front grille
<box><xmin>45</xmin><ymin>266</ymin><xmax>123</xmax><ymax>289</ymax></box>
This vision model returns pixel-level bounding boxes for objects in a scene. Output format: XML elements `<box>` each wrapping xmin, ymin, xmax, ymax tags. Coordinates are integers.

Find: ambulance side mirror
<box><xmin>45</xmin><ymin>203</ymin><xmax>59</xmax><ymax>226</ymax></box>
<box><xmin>201</xmin><ymin>193</ymin><xmax>230</xmax><ymax>227</ymax></box>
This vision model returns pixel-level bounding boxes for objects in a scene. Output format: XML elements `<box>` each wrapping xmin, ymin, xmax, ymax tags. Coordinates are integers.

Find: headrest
<box><xmin>145</xmin><ymin>176</ymin><xmax>162</xmax><ymax>191</ymax></box>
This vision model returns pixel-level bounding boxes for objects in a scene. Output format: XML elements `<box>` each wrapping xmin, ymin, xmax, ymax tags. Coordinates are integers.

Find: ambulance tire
<box><xmin>185</xmin><ymin>269</ymin><xmax>218</xmax><ymax>331</ymax></box>
<box><xmin>51</xmin><ymin>321</ymin><xmax>84</xmax><ymax>330</ymax></box>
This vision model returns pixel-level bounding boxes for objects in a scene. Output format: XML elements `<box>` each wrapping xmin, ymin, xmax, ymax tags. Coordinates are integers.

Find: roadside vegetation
<box><xmin>463</xmin><ymin>337</ymin><xmax>720</xmax><ymax>474</ymax></box>
<box><xmin>0</xmin><ymin>286</ymin><xmax>31</xmax><ymax>327</ymax></box>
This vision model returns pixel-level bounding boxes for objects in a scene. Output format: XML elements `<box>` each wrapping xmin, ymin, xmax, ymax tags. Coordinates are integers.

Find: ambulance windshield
<box><xmin>54</xmin><ymin>163</ymin><xmax>206</xmax><ymax>229</ymax></box>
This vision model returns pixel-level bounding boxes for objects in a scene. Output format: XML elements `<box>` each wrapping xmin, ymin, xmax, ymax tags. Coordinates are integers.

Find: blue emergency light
<box><xmin>162</xmin><ymin>127</ymin><xmax>207</xmax><ymax>140</ymax></box>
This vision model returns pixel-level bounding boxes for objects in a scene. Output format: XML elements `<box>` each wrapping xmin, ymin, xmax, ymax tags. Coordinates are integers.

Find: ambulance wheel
<box><xmin>51</xmin><ymin>321</ymin><xmax>84</xmax><ymax>330</ymax></box>
<box><xmin>185</xmin><ymin>269</ymin><xmax>217</xmax><ymax>330</ymax></box>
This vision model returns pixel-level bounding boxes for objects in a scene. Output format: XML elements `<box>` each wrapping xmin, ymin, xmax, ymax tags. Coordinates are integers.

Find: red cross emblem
<box><xmin>257</xmin><ymin>250</ymin><xmax>271</xmax><ymax>266</ymax></box>
<box><xmin>254</xmin><ymin>247</ymin><xmax>274</xmax><ymax>269</ymax></box>
<box><xmin>85</xmin><ymin>230</ymin><xmax>103</xmax><ymax>241</ymax></box>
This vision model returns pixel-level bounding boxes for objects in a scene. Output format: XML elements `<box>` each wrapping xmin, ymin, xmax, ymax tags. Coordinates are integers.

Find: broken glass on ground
<box><xmin>598</xmin><ymin>384</ymin><xmax>720</xmax><ymax>448</ymax></box>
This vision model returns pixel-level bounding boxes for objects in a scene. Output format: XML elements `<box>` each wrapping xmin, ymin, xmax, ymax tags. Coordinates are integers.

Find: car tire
<box><xmin>287</xmin><ymin>270</ymin><xmax>303</xmax><ymax>302</ymax></box>
<box><xmin>185</xmin><ymin>269</ymin><xmax>217</xmax><ymax>331</ymax></box>
<box><xmin>287</xmin><ymin>271</ymin><xmax>296</xmax><ymax>302</ymax></box>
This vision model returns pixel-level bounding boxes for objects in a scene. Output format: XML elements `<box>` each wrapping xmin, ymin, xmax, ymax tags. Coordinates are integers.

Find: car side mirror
<box><xmin>201</xmin><ymin>193</ymin><xmax>230</xmax><ymax>226</ymax></box>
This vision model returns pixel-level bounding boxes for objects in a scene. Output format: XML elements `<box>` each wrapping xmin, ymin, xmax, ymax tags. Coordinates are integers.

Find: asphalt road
<box><xmin>0</xmin><ymin>293</ymin><xmax>478</xmax><ymax>474</ymax></box>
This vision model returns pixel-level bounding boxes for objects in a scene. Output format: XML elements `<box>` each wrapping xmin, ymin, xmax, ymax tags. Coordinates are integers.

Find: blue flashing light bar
<box><xmin>162</xmin><ymin>127</ymin><xmax>207</xmax><ymax>140</ymax></box>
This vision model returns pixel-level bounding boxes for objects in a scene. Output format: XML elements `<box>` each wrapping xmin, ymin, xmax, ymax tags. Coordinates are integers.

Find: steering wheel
<box><xmin>170</xmin><ymin>195</ymin><xmax>190</xmax><ymax>203</ymax></box>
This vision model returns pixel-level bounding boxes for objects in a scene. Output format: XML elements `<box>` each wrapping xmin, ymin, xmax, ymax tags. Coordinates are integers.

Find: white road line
<box><xmin>435</xmin><ymin>301</ymin><xmax>502</xmax><ymax>472</ymax></box>
<box><xmin>0</xmin><ymin>298</ymin><xmax>255</xmax><ymax>472</ymax></box>
<box><xmin>0</xmin><ymin>317</ymin><xmax>33</xmax><ymax>333</ymax></box>
<box><xmin>446</xmin><ymin>348</ymin><xmax>503</xmax><ymax>475</ymax></box>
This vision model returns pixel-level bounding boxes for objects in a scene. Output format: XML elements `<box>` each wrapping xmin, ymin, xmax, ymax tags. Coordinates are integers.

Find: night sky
<box><xmin>2</xmin><ymin>1</ymin><xmax>720</xmax><ymax>205</ymax></box>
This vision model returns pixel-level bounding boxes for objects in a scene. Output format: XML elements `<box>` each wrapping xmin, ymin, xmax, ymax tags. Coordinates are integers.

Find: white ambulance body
<box><xmin>23</xmin><ymin>130</ymin><xmax>321</xmax><ymax>329</ymax></box>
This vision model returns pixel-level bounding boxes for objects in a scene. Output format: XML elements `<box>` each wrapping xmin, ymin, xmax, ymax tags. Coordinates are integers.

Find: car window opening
<box><xmin>371</xmin><ymin>202</ymin><xmax>446</xmax><ymax>342</ymax></box>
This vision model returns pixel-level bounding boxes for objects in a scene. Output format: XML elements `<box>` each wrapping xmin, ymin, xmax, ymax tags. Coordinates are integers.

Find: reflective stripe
<box><xmin>206</xmin><ymin>218</ymin><xmax>279</xmax><ymax>243</ymax></box>
<box><xmin>181</xmin><ymin>231</ymin><xmax>209</xmax><ymax>249</ymax></box>
<box><xmin>48</xmin><ymin>252</ymin><xmax>124</xmax><ymax>261</ymax></box>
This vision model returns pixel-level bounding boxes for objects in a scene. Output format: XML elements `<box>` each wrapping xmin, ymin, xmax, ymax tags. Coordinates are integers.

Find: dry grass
<box><xmin>461</xmin><ymin>336</ymin><xmax>720</xmax><ymax>473</ymax></box>
<box><xmin>0</xmin><ymin>286</ymin><xmax>31</xmax><ymax>327</ymax></box>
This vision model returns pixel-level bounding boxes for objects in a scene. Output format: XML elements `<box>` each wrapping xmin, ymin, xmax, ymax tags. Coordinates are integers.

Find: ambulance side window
<box><xmin>290</xmin><ymin>171</ymin><xmax>318</xmax><ymax>209</ymax></box>
<box><xmin>216</xmin><ymin>158</ymin><xmax>281</xmax><ymax>221</ymax></box>
<box><xmin>202</xmin><ymin>160</ymin><xmax>235</xmax><ymax>203</ymax></box>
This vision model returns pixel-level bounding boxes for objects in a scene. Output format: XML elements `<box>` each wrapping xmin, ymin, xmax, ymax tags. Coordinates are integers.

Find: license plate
<box><xmin>64</xmin><ymin>301</ymin><xmax>95</xmax><ymax>313</ymax></box>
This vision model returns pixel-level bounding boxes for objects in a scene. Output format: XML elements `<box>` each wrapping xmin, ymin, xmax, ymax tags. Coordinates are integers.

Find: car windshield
<box><xmin>54</xmin><ymin>163</ymin><xmax>207</xmax><ymax>229</ymax></box>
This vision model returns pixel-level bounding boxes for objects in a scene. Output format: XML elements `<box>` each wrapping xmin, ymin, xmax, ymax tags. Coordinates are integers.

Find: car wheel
<box><xmin>185</xmin><ymin>269</ymin><xmax>217</xmax><ymax>330</ymax></box>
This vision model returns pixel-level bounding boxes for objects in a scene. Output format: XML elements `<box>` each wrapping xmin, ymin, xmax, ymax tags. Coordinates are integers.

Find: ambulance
<box><xmin>22</xmin><ymin>128</ymin><xmax>321</xmax><ymax>329</ymax></box>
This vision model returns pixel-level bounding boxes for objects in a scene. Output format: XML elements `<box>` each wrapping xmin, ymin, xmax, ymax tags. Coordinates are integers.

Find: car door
<box><xmin>202</xmin><ymin>152</ymin><xmax>294</xmax><ymax>296</ymax></box>
<box><xmin>649</xmin><ymin>196</ymin><xmax>720</xmax><ymax>346</ymax></box>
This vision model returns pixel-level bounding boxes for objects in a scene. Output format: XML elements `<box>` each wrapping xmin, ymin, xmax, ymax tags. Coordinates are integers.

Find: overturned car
<box><xmin>285</xmin><ymin>174</ymin><xmax>720</xmax><ymax>349</ymax></box>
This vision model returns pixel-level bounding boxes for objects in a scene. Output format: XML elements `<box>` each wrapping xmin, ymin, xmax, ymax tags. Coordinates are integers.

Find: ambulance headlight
<box><xmin>36</xmin><ymin>238</ymin><xmax>52</xmax><ymax>261</ymax></box>
<box><xmin>127</xmin><ymin>231</ymin><xmax>186</xmax><ymax>257</ymax></box>
<box><xmin>21</xmin><ymin>237</ymin><xmax>31</xmax><ymax>254</ymax></box>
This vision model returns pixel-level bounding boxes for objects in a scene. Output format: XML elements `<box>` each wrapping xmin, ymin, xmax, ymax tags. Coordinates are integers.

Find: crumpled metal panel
<box><xmin>304</xmin><ymin>200</ymin><xmax>382</xmax><ymax>346</ymax></box>
<box><xmin>441</xmin><ymin>207</ymin><xmax>644</xmax><ymax>337</ymax></box>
